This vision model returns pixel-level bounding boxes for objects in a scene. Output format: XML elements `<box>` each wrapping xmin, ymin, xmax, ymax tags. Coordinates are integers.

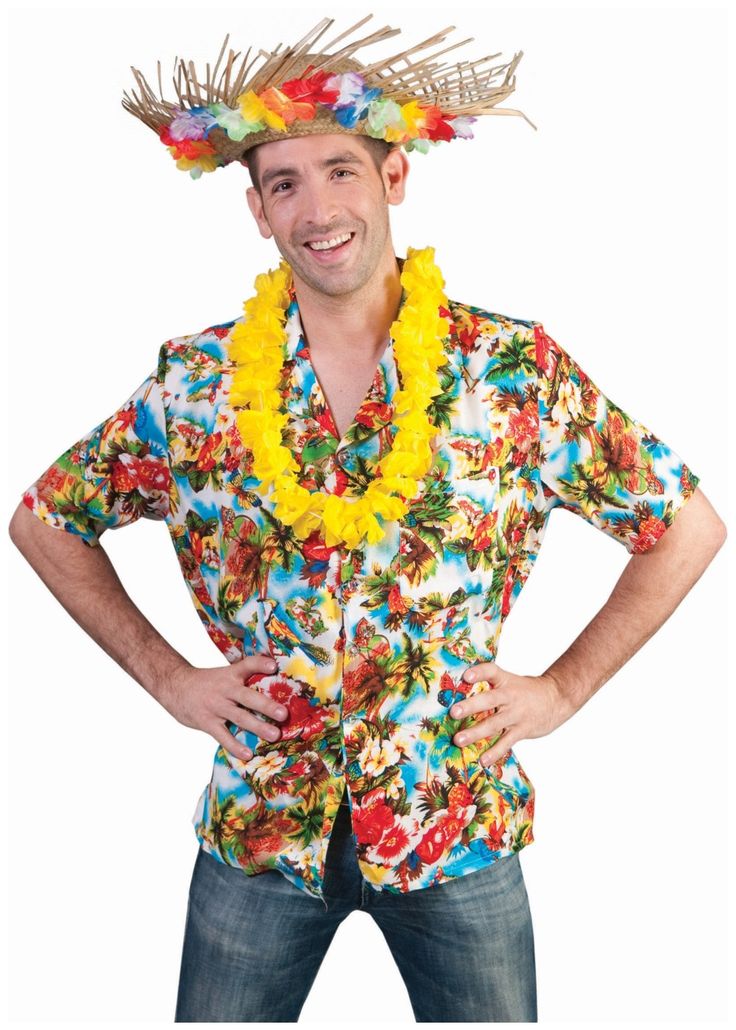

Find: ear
<box><xmin>245</xmin><ymin>186</ymin><xmax>273</xmax><ymax>240</ymax></box>
<box><xmin>382</xmin><ymin>148</ymin><xmax>410</xmax><ymax>207</ymax></box>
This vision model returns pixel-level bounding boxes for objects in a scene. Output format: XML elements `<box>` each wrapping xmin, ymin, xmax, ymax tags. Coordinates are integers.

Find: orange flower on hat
<box><xmin>259</xmin><ymin>86</ymin><xmax>317</xmax><ymax>126</ymax></box>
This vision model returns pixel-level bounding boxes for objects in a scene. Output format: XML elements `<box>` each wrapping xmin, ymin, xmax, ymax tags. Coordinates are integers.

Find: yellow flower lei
<box><xmin>228</xmin><ymin>245</ymin><xmax>449</xmax><ymax>550</ymax></box>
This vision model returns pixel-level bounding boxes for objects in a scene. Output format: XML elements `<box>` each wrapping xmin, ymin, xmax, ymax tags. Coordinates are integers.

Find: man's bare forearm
<box><xmin>543</xmin><ymin>487</ymin><xmax>727</xmax><ymax>718</ymax></box>
<box><xmin>9</xmin><ymin>502</ymin><xmax>191</xmax><ymax>704</ymax></box>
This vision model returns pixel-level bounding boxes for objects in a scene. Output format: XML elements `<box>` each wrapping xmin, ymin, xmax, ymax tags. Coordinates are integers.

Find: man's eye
<box><xmin>334</xmin><ymin>169</ymin><xmax>353</xmax><ymax>178</ymax></box>
<box><xmin>273</xmin><ymin>182</ymin><xmax>291</xmax><ymax>193</ymax></box>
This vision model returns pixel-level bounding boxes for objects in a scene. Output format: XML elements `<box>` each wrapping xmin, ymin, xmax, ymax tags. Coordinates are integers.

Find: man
<box><xmin>8</xmin><ymin>15</ymin><xmax>726</xmax><ymax>1023</ymax></box>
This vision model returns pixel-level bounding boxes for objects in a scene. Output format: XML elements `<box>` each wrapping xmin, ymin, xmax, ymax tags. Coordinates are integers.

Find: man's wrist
<box><xmin>541</xmin><ymin>667</ymin><xmax>583</xmax><ymax>723</ymax></box>
<box><xmin>141</xmin><ymin>651</ymin><xmax>193</xmax><ymax>709</ymax></box>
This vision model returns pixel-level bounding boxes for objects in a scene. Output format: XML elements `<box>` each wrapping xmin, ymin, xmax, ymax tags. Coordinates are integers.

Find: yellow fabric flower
<box><xmin>398</xmin><ymin>101</ymin><xmax>426</xmax><ymax>140</ymax></box>
<box><xmin>237</xmin><ymin>90</ymin><xmax>287</xmax><ymax>132</ymax></box>
<box><xmin>175</xmin><ymin>154</ymin><xmax>221</xmax><ymax>175</ymax></box>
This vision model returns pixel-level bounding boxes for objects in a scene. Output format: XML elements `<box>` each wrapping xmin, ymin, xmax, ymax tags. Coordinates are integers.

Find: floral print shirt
<box><xmin>23</xmin><ymin>260</ymin><xmax>699</xmax><ymax>907</ymax></box>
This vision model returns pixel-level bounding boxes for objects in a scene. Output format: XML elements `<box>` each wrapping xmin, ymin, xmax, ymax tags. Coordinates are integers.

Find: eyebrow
<box><xmin>260</xmin><ymin>152</ymin><xmax>366</xmax><ymax>189</ymax></box>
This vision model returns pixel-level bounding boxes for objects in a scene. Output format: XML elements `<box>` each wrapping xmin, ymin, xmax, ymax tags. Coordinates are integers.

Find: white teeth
<box><xmin>307</xmin><ymin>232</ymin><xmax>352</xmax><ymax>251</ymax></box>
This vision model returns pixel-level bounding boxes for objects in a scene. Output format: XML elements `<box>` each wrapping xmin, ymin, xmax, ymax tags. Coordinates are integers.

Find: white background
<box><xmin>4</xmin><ymin>1</ymin><xmax>731</xmax><ymax>1027</ymax></box>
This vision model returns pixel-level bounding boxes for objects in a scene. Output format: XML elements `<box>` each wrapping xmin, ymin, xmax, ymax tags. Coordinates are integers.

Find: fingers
<box><xmin>454</xmin><ymin>661</ymin><xmax>504</xmax><ymax>719</ymax></box>
<box><xmin>451</xmin><ymin>693</ymin><xmax>501</xmax><ymax>720</ymax></box>
<box><xmin>451</xmin><ymin>676</ymin><xmax>505</xmax><ymax>720</ymax></box>
<box><xmin>462</xmin><ymin>660</ymin><xmax>501</xmax><ymax>684</ymax></box>
<box><xmin>236</xmin><ymin>683</ymin><xmax>288</xmax><ymax>723</ymax></box>
<box><xmin>478</xmin><ymin>732</ymin><xmax>516</xmax><ymax>769</ymax></box>
<box><xmin>453</xmin><ymin>711</ymin><xmax>508</xmax><ymax>748</ymax></box>
<box><xmin>225</xmin><ymin>701</ymin><xmax>284</xmax><ymax>742</ymax></box>
<box><xmin>241</xmin><ymin>654</ymin><xmax>279</xmax><ymax>678</ymax></box>
<box><xmin>206</xmin><ymin>656</ymin><xmax>286</xmax><ymax>761</ymax></box>
<box><xmin>234</xmin><ymin>653</ymin><xmax>288</xmax><ymax>722</ymax></box>
<box><xmin>211</xmin><ymin>709</ymin><xmax>283</xmax><ymax>763</ymax></box>
<box><xmin>211</xmin><ymin>722</ymin><xmax>254</xmax><ymax>762</ymax></box>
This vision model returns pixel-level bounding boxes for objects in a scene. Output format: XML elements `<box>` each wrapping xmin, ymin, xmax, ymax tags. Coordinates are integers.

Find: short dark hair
<box><xmin>245</xmin><ymin>136</ymin><xmax>396</xmax><ymax>195</ymax></box>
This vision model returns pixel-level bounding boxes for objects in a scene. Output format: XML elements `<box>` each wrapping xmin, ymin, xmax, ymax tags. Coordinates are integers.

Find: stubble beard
<box><xmin>283</xmin><ymin>215</ymin><xmax>390</xmax><ymax>300</ymax></box>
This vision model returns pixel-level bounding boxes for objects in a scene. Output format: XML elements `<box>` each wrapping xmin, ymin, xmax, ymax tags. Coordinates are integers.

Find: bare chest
<box><xmin>309</xmin><ymin>355</ymin><xmax>382</xmax><ymax>441</ymax></box>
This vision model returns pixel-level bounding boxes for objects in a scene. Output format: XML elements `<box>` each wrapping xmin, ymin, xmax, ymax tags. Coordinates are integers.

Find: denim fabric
<box><xmin>175</xmin><ymin>796</ymin><xmax>537</xmax><ymax>1022</ymax></box>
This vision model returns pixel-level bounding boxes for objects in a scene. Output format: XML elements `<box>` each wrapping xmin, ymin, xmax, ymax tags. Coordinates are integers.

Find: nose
<box><xmin>299</xmin><ymin>178</ymin><xmax>342</xmax><ymax>236</ymax></box>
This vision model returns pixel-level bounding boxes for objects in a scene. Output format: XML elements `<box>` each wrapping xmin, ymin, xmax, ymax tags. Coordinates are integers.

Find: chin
<box><xmin>297</xmin><ymin>264</ymin><xmax>364</xmax><ymax>296</ymax></box>
<box><xmin>324</xmin><ymin>273</ymin><xmax>369</xmax><ymax>297</ymax></box>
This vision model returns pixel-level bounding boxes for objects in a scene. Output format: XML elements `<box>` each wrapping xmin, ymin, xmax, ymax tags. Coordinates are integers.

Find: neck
<box><xmin>291</xmin><ymin>251</ymin><xmax>404</xmax><ymax>362</ymax></box>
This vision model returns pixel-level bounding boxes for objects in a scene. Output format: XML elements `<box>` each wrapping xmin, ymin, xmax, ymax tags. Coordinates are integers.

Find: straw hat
<box><xmin>122</xmin><ymin>14</ymin><xmax>537</xmax><ymax>180</ymax></box>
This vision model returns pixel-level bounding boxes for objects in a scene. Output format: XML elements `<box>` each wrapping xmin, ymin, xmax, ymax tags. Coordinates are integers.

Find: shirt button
<box><xmin>334</xmin><ymin>449</ymin><xmax>348</xmax><ymax>467</ymax></box>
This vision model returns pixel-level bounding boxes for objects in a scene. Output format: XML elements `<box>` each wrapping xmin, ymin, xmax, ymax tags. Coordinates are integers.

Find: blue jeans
<box><xmin>175</xmin><ymin>796</ymin><xmax>538</xmax><ymax>1022</ymax></box>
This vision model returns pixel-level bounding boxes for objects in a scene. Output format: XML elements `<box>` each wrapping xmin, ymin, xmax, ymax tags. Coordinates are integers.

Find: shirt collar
<box><xmin>282</xmin><ymin>271</ymin><xmax>403</xmax><ymax>447</ymax></box>
<box><xmin>277</xmin><ymin>256</ymin><xmax>463</xmax><ymax>448</ymax></box>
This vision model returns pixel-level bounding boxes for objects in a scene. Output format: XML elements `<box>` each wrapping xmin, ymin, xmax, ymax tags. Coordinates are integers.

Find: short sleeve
<box><xmin>22</xmin><ymin>347</ymin><xmax>171</xmax><ymax>547</ymax></box>
<box><xmin>534</xmin><ymin>323</ymin><xmax>699</xmax><ymax>554</ymax></box>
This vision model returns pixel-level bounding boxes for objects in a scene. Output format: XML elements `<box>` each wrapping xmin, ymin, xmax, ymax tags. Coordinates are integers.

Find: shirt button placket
<box><xmin>335</xmin><ymin>555</ymin><xmax>350</xmax><ymax>861</ymax></box>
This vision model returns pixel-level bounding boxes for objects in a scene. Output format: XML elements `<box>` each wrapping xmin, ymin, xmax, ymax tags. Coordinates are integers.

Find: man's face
<box><xmin>245</xmin><ymin>134</ymin><xmax>409</xmax><ymax>299</ymax></box>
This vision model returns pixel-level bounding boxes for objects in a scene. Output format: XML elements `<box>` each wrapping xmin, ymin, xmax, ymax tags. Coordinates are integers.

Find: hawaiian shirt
<box><xmin>22</xmin><ymin>257</ymin><xmax>699</xmax><ymax>908</ymax></box>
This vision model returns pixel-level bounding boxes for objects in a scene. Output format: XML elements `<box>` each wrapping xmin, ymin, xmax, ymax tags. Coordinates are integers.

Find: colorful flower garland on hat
<box><xmin>160</xmin><ymin>66</ymin><xmax>477</xmax><ymax>179</ymax></box>
<box><xmin>228</xmin><ymin>245</ymin><xmax>450</xmax><ymax>550</ymax></box>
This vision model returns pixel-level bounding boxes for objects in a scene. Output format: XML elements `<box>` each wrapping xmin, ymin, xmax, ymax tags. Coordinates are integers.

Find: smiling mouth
<box><xmin>304</xmin><ymin>231</ymin><xmax>355</xmax><ymax>254</ymax></box>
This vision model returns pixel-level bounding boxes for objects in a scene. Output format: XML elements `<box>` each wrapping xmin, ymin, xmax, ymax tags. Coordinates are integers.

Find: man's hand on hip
<box><xmin>450</xmin><ymin>662</ymin><xmax>574</xmax><ymax>768</ymax></box>
<box><xmin>159</xmin><ymin>655</ymin><xmax>288</xmax><ymax>762</ymax></box>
